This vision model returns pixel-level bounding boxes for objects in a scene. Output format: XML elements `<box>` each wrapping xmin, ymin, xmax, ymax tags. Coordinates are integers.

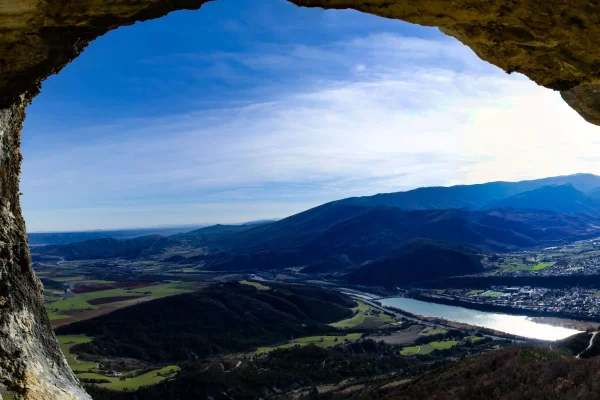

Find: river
<box><xmin>380</xmin><ymin>297</ymin><xmax>581</xmax><ymax>341</ymax></box>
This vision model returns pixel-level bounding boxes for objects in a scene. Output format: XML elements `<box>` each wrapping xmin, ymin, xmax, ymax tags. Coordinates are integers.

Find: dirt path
<box><xmin>577</xmin><ymin>331</ymin><xmax>598</xmax><ymax>359</ymax></box>
<box><xmin>369</xmin><ymin>325</ymin><xmax>424</xmax><ymax>345</ymax></box>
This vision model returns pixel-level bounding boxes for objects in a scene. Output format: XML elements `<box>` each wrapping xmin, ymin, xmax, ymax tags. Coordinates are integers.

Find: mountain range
<box><xmin>338</xmin><ymin>173</ymin><xmax>600</xmax><ymax>211</ymax></box>
<box><xmin>32</xmin><ymin>173</ymin><xmax>600</xmax><ymax>285</ymax></box>
<box><xmin>27</xmin><ymin>225</ymin><xmax>211</xmax><ymax>246</ymax></box>
<box><xmin>488</xmin><ymin>183</ymin><xmax>600</xmax><ymax>214</ymax></box>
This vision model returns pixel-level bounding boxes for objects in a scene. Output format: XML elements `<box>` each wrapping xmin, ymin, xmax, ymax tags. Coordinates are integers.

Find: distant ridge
<box><xmin>34</xmin><ymin>235</ymin><xmax>174</xmax><ymax>260</ymax></box>
<box><xmin>486</xmin><ymin>183</ymin><xmax>600</xmax><ymax>214</ymax></box>
<box><xmin>337</xmin><ymin>173</ymin><xmax>600</xmax><ymax>211</ymax></box>
<box><xmin>27</xmin><ymin>226</ymin><xmax>208</xmax><ymax>246</ymax></box>
<box><xmin>31</xmin><ymin>174</ymin><xmax>600</xmax><ymax>279</ymax></box>
<box><xmin>28</xmin><ymin>220</ymin><xmax>276</xmax><ymax>246</ymax></box>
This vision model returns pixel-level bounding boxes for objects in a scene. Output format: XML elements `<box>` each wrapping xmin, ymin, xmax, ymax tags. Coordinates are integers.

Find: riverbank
<box><xmin>412</xmin><ymin>293</ymin><xmax>600</xmax><ymax>324</ymax></box>
<box><xmin>381</xmin><ymin>304</ymin><xmax>533</xmax><ymax>342</ymax></box>
<box><xmin>529</xmin><ymin>317</ymin><xmax>599</xmax><ymax>332</ymax></box>
<box><xmin>380</xmin><ymin>297</ymin><xmax>581</xmax><ymax>341</ymax></box>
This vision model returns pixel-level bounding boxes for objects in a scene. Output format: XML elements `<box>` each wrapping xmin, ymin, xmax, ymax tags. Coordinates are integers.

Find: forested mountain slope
<box><xmin>56</xmin><ymin>282</ymin><xmax>355</xmax><ymax>362</ymax></box>
<box><xmin>338</xmin><ymin>173</ymin><xmax>600</xmax><ymax>210</ymax></box>
<box><xmin>344</xmin><ymin>239</ymin><xmax>484</xmax><ymax>287</ymax></box>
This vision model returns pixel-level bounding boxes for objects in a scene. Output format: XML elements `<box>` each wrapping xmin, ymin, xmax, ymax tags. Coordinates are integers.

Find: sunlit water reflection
<box><xmin>380</xmin><ymin>297</ymin><xmax>581</xmax><ymax>341</ymax></box>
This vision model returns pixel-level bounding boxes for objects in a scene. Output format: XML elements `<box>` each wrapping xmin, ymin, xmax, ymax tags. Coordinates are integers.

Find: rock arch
<box><xmin>1</xmin><ymin>0</ymin><xmax>599</xmax><ymax>398</ymax></box>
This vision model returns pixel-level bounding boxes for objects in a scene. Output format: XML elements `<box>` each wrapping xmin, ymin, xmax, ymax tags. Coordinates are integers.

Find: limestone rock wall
<box><xmin>2</xmin><ymin>1</ymin><xmax>600</xmax><ymax>123</ymax></box>
<box><xmin>0</xmin><ymin>1</ymin><xmax>214</xmax><ymax>398</ymax></box>
<box><xmin>0</xmin><ymin>0</ymin><xmax>214</xmax><ymax>109</ymax></box>
<box><xmin>0</xmin><ymin>99</ymin><xmax>90</xmax><ymax>399</ymax></box>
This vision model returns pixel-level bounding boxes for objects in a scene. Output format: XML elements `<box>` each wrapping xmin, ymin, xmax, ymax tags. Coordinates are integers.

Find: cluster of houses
<box><xmin>428</xmin><ymin>286</ymin><xmax>600</xmax><ymax>318</ymax></box>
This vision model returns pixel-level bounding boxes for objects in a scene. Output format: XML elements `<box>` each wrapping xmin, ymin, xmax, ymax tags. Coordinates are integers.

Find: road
<box><xmin>257</xmin><ymin>280</ymin><xmax>527</xmax><ymax>343</ymax></box>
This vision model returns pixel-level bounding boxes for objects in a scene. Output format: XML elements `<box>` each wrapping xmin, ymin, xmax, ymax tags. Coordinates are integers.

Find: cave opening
<box><xmin>0</xmin><ymin>0</ymin><xmax>599</xmax><ymax>399</ymax></box>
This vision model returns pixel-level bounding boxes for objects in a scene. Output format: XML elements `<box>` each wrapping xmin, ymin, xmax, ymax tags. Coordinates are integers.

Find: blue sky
<box><xmin>22</xmin><ymin>0</ymin><xmax>600</xmax><ymax>231</ymax></box>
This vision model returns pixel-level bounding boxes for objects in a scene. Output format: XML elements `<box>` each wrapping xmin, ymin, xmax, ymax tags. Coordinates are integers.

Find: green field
<box><xmin>429</xmin><ymin>340</ymin><xmax>459</xmax><ymax>350</ymax></box>
<box><xmin>330</xmin><ymin>301</ymin><xmax>391</xmax><ymax>328</ymax></box>
<box><xmin>400</xmin><ymin>340</ymin><xmax>459</xmax><ymax>356</ymax></box>
<box><xmin>400</xmin><ymin>346</ymin><xmax>421</xmax><ymax>355</ymax></box>
<box><xmin>79</xmin><ymin>366</ymin><xmax>180</xmax><ymax>390</ymax></box>
<box><xmin>419</xmin><ymin>327</ymin><xmax>447</xmax><ymax>336</ymax></box>
<box><xmin>531</xmin><ymin>262</ymin><xmax>554</xmax><ymax>270</ymax></box>
<box><xmin>46</xmin><ymin>282</ymin><xmax>193</xmax><ymax>319</ymax></box>
<box><xmin>501</xmin><ymin>264</ymin><xmax>532</xmax><ymax>271</ymax></box>
<box><xmin>57</xmin><ymin>334</ymin><xmax>179</xmax><ymax>390</ymax></box>
<box><xmin>73</xmin><ymin>279</ymin><xmax>116</xmax><ymax>285</ymax></box>
<box><xmin>330</xmin><ymin>311</ymin><xmax>367</xmax><ymax>328</ymax></box>
<box><xmin>467</xmin><ymin>290</ymin><xmax>482</xmax><ymax>295</ymax></box>
<box><xmin>52</xmin><ymin>276</ymin><xmax>86</xmax><ymax>282</ymax></box>
<box><xmin>239</xmin><ymin>280</ymin><xmax>270</xmax><ymax>290</ymax></box>
<box><xmin>256</xmin><ymin>333</ymin><xmax>362</xmax><ymax>354</ymax></box>
<box><xmin>57</xmin><ymin>335</ymin><xmax>98</xmax><ymax>372</ymax></box>
<box><xmin>482</xmin><ymin>291</ymin><xmax>505</xmax><ymax>297</ymax></box>
<box><xmin>468</xmin><ymin>336</ymin><xmax>484</xmax><ymax>343</ymax></box>
<box><xmin>500</xmin><ymin>262</ymin><xmax>554</xmax><ymax>272</ymax></box>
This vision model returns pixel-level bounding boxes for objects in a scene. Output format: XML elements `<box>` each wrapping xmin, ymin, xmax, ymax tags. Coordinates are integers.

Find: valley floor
<box><xmin>26</xmin><ymin>232</ymin><xmax>600</xmax><ymax>399</ymax></box>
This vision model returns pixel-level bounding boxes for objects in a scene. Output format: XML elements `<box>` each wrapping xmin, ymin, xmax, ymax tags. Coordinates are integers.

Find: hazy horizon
<box><xmin>26</xmin><ymin>171</ymin><xmax>600</xmax><ymax>233</ymax></box>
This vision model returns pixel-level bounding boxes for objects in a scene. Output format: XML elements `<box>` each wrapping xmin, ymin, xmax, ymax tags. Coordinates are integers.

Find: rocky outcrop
<box><xmin>561</xmin><ymin>84</ymin><xmax>600</xmax><ymax>126</ymax></box>
<box><xmin>0</xmin><ymin>2</ymin><xmax>214</xmax><ymax>398</ymax></box>
<box><xmin>1</xmin><ymin>0</ymin><xmax>600</xmax><ymax>398</ymax></box>
<box><xmin>0</xmin><ymin>0</ymin><xmax>214</xmax><ymax>109</ymax></box>
<box><xmin>0</xmin><ymin>100</ymin><xmax>90</xmax><ymax>399</ymax></box>
<box><xmin>1</xmin><ymin>1</ymin><xmax>600</xmax><ymax>123</ymax></box>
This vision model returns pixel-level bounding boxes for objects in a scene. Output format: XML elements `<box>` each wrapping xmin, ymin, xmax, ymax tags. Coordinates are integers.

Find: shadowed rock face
<box><xmin>2</xmin><ymin>0</ymin><xmax>600</xmax><ymax>122</ymax></box>
<box><xmin>0</xmin><ymin>0</ymin><xmax>214</xmax><ymax>109</ymax></box>
<box><xmin>0</xmin><ymin>0</ymin><xmax>599</xmax><ymax>398</ymax></box>
<box><xmin>0</xmin><ymin>2</ymin><xmax>215</xmax><ymax>398</ymax></box>
<box><xmin>561</xmin><ymin>84</ymin><xmax>600</xmax><ymax>126</ymax></box>
<box><xmin>0</xmin><ymin>100</ymin><xmax>91</xmax><ymax>399</ymax></box>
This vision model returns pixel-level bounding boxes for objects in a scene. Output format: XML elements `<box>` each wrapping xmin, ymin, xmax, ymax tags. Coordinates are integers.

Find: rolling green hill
<box><xmin>56</xmin><ymin>282</ymin><xmax>356</xmax><ymax>362</ymax></box>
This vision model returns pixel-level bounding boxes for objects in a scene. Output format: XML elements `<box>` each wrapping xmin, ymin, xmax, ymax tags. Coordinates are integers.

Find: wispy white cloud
<box><xmin>21</xmin><ymin>31</ymin><xmax>600</xmax><ymax>231</ymax></box>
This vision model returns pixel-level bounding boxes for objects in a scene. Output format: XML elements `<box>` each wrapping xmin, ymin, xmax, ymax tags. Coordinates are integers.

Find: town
<box><xmin>487</xmin><ymin>239</ymin><xmax>600</xmax><ymax>278</ymax></box>
<box><xmin>416</xmin><ymin>286</ymin><xmax>600</xmax><ymax>320</ymax></box>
